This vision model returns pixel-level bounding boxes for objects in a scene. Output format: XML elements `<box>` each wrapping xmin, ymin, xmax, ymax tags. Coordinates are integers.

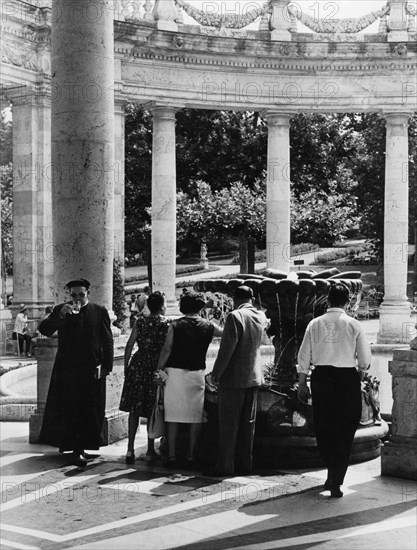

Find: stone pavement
<box><xmin>0</xmin><ymin>422</ymin><xmax>416</xmax><ymax>550</ymax></box>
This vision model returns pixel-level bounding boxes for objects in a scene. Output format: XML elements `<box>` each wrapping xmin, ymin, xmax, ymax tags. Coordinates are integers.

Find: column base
<box><xmin>381</xmin><ymin>436</ymin><xmax>417</xmax><ymax>480</ymax></box>
<box><xmin>165</xmin><ymin>300</ymin><xmax>180</xmax><ymax>317</ymax></box>
<box><xmin>29</xmin><ymin>409</ymin><xmax>129</xmax><ymax>445</ymax></box>
<box><xmin>103</xmin><ymin>408</ymin><xmax>129</xmax><ymax>445</ymax></box>
<box><xmin>377</xmin><ymin>302</ymin><xmax>414</xmax><ymax>344</ymax></box>
<box><xmin>29</xmin><ymin>411</ymin><xmax>44</xmax><ymax>443</ymax></box>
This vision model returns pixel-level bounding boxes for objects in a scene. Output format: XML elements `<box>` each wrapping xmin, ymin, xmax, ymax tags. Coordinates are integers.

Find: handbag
<box><xmin>12</xmin><ymin>331</ymin><xmax>17</xmax><ymax>340</ymax></box>
<box><xmin>148</xmin><ymin>385</ymin><xmax>165</xmax><ymax>439</ymax></box>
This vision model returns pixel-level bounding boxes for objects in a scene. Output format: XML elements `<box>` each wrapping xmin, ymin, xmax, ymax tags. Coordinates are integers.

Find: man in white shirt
<box><xmin>297</xmin><ymin>283</ymin><xmax>371</xmax><ymax>498</ymax></box>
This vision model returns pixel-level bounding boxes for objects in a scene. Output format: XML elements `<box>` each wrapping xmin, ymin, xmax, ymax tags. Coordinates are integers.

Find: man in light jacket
<box><xmin>208</xmin><ymin>286</ymin><xmax>269</xmax><ymax>476</ymax></box>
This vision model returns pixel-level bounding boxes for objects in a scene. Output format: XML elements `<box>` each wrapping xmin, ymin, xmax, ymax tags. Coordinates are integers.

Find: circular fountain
<box><xmin>194</xmin><ymin>267</ymin><xmax>388</xmax><ymax>468</ymax></box>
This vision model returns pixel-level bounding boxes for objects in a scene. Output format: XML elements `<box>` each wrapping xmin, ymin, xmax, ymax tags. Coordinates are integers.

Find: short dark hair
<box><xmin>180</xmin><ymin>292</ymin><xmax>206</xmax><ymax>314</ymax></box>
<box><xmin>147</xmin><ymin>291</ymin><xmax>165</xmax><ymax>314</ymax></box>
<box><xmin>328</xmin><ymin>283</ymin><xmax>350</xmax><ymax>308</ymax></box>
<box><xmin>234</xmin><ymin>285</ymin><xmax>253</xmax><ymax>301</ymax></box>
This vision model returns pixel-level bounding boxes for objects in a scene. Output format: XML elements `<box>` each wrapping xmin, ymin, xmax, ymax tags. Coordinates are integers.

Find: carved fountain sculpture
<box><xmin>194</xmin><ymin>267</ymin><xmax>388</xmax><ymax>467</ymax></box>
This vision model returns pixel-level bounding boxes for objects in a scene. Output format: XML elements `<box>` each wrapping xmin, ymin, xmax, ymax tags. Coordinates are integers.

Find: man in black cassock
<box><xmin>38</xmin><ymin>278</ymin><xmax>114</xmax><ymax>467</ymax></box>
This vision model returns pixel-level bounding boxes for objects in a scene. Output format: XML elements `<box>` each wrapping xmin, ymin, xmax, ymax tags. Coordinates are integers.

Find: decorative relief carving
<box><xmin>394</xmin><ymin>44</ymin><xmax>408</xmax><ymax>56</ymax></box>
<box><xmin>278</xmin><ymin>43</ymin><xmax>297</xmax><ymax>56</ymax></box>
<box><xmin>173</xmin><ymin>35</ymin><xmax>185</xmax><ymax>48</ymax></box>
<box><xmin>174</xmin><ymin>0</ymin><xmax>271</xmax><ymax>29</ymax></box>
<box><xmin>292</xmin><ymin>5</ymin><xmax>389</xmax><ymax>34</ymax></box>
<box><xmin>1</xmin><ymin>42</ymin><xmax>39</xmax><ymax>71</ymax></box>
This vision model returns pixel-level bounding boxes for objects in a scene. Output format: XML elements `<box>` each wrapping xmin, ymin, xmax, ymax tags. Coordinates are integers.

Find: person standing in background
<box><xmin>136</xmin><ymin>286</ymin><xmax>151</xmax><ymax>317</ymax></box>
<box><xmin>208</xmin><ymin>286</ymin><xmax>269</xmax><ymax>477</ymax></box>
<box><xmin>120</xmin><ymin>291</ymin><xmax>171</xmax><ymax>464</ymax></box>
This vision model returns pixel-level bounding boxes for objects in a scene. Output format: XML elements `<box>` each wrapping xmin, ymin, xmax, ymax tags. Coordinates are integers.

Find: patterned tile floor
<box><xmin>0</xmin><ymin>423</ymin><xmax>416</xmax><ymax>550</ymax></box>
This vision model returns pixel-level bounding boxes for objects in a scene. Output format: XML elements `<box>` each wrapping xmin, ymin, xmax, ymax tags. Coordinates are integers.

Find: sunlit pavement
<box><xmin>0</xmin><ymin>422</ymin><xmax>416</xmax><ymax>550</ymax></box>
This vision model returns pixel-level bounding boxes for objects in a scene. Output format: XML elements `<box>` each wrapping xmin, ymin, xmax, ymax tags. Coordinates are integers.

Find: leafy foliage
<box><xmin>1</xmin><ymin>163</ymin><xmax>13</xmax><ymax>275</ymax></box>
<box><xmin>291</xmin><ymin>171</ymin><xmax>360</xmax><ymax>246</ymax></box>
<box><xmin>112</xmin><ymin>257</ymin><xmax>125</xmax><ymax>327</ymax></box>
<box><xmin>125</xmin><ymin>108</ymin><xmax>417</xmax><ymax>259</ymax></box>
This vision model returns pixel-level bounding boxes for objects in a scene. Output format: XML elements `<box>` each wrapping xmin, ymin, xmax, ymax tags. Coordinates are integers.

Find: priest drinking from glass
<box><xmin>38</xmin><ymin>278</ymin><xmax>114</xmax><ymax>467</ymax></box>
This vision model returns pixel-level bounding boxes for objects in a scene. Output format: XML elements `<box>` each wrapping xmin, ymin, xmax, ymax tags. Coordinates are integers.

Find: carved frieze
<box><xmin>292</xmin><ymin>5</ymin><xmax>390</xmax><ymax>34</ymax></box>
<box><xmin>1</xmin><ymin>41</ymin><xmax>39</xmax><ymax>71</ymax></box>
<box><xmin>174</xmin><ymin>0</ymin><xmax>271</xmax><ymax>29</ymax></box>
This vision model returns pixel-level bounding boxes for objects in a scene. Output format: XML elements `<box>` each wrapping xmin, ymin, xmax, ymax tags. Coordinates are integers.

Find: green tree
<box><xmin>112</xmin><ymin>257</ymin><xmax>125</xmax><ymax>328</ymax></box>
<box><xmin>177</xmin><ymin>180</ymin><xmax>266</xmax><ymax>273</ymax></box>
<box><xmin>1</xmin><ymin>163</ymin><xmax>13</xmax><ymax>276</ymax></box>
<box><xmin>291</xmin><ymin>174</ymin><xmax>360</xmax><ymax>247</ymax></box>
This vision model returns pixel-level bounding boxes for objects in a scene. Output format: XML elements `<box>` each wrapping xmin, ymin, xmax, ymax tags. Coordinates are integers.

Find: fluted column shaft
<box><xmin>114</xmin><ymin>99</ymin><xmax>125</xmax><ymax>268</ymax></box>
<box><xmin>378</xmin><ymin>112</ymin><xmax>412</xmax><ymax>344</ymax></box>
<box><xmin>151</xmin><ymin>106</ymin><xmax>178</xmax><ymax>312</ymax></box>
<box><xmin>51</xmin><ymin>0</ymin><xmax>115</xmax><ymax>308</ymax></box>
<box><xmin>266</xmin><ymin>113</ymin><xmax>292</xmax><ymax>273</ymax></box>
<box><xmin>11</xmin><ymin>90</ymin><xmax>53</xmax><ymax>318</ymax></box>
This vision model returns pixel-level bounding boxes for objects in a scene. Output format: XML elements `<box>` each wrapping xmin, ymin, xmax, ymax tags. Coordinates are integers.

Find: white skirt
<box><xmin>164</xmin><ymin>368</ymin><xmax>205</xmax><ymax>423</ymax></box>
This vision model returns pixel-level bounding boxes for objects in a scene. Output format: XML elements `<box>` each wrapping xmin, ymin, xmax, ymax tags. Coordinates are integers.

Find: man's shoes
<box><xmin>323</xmin><ymin>478</ymin><xmax>332</xmax><ymax>490</ymax></box>
<box><xmin>329</xmin><ymin>485</ymin><xmax>343</xmax><ymax>498</ymax></box>
<box><xmin>125</xmin><ymin>451</ymin><xmax>135</xmax><ymax>465</ymax></box>
<box><xmin>83</xmin><ymin>452</ymin><xmax>99</xmax><ymax>460</ymax></box>
<box><xmin>145</xmin><ymin>450</ymin><xmax>160</xmax><ymax>464</ymax></box>
<box><xmin>71</xmin><ymin>453</ymin><xmax>87</xmax><ymax>467</ymax></box>
<box><xmin>163</xmin><ymin>456</ymin><xmax>177</xmax><ymax>468</ymax></box>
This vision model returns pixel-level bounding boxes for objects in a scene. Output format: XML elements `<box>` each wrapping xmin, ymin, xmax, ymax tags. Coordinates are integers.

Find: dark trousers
<box><xmin>18</xmin><ymin>333</ymin><xmax>31</xmax><ymax>355</ymax></box>
<box><xmin>311</xmin><ymin>366</ymin><xmax>362</xmax><ymax>486</ymax></box>
<box><xmin>216</xmin><ymin>386</ymin><xmax>258</xmax><ymax>475</ymax></box>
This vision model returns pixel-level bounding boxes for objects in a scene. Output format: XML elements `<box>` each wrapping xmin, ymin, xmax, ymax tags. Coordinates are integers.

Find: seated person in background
<box><xmin>14</xmin><ymin>304</ymin><xmax>32</xmax><ymax>356</ymax></box>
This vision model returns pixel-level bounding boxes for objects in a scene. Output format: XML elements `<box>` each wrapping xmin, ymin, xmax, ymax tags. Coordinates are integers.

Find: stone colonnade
<box><xmin>8</xmin><ymin>98</ymin><xmax>413</xmax><ymax>339</ymax></box>
<box><xmin>4</xmin><ymin>4</ymin><xmax>413</xmax><ymax>342</ymax></box>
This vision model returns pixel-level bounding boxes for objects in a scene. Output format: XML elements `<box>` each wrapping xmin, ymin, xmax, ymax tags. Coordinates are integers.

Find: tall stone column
<box><xmin>51</xmin><ymin>0</ymin><xmax>115</xmax><ymax>308</ymax></box>
<box><xmin>114</xmin><ymin>98</ymin><xmax>125</xmax><ymax>269</ymax></box>
<box><xmin>378</xmin><ymin>113</ymin><xmax>412</xmax><ymax>344</ymax></box>
<box><xmin>150</xmin><ymin>105</ymin><xmax>178</xmax><ymax>313</ymax></box>
<box><xmin>11</xmin><ymin>86</ymin><xmax>53</xmax><ymax>319</ymax></box>
<box><xmin>265</xmin><ymin>112</ymin><xmax>292</xmax><ymax>273</ymax></box>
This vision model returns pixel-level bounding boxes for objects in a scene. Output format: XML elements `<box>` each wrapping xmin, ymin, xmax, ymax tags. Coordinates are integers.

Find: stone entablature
<box><xmin>113</xmin><ymin>22</ymin><xmax>416</xmax><ymax>113</ymax></box>
<box><xmin>4</xmin><ymin>13</ymin><xmax>416</xmax><ymax>114</ymax></box>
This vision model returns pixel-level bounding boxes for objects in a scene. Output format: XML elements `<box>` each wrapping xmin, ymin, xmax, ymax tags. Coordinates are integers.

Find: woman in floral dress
<box><xmin>120</xmin><ymin>291</ymin><xmax>170</xmax><ymax>464</ymax></box>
